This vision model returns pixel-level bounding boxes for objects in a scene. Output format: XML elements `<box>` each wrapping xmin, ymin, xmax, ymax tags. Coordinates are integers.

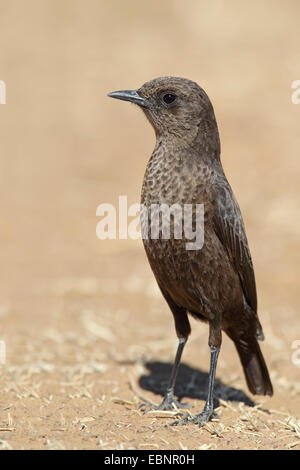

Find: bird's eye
<box><xmin>162</xmin><ymin>93</ymin><xmax>177</xmax><ymax>104</ymax></box>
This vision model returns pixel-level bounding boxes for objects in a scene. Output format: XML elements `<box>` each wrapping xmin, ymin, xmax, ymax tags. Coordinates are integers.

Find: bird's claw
<box><xmin>139</xmin><ymin>395</ymin><xmax>192</xmax><ymax>413</ymax></box>
<box><xmin>170</xmin><ymin>409</ymin><xmax>218</xmax><ymax>427</ymax></box>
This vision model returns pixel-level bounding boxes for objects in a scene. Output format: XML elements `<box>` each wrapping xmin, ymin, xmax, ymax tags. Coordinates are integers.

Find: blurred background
<box><xmin>0</xmin><ymin>0</ymin><xmax>299</xmax><ymax>449</ymax></box>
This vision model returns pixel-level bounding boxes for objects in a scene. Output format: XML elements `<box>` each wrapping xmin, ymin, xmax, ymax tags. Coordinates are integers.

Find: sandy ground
<box><xmin>0</xmin><ymin>0</ymin><xmax>299</xmax><ymax>450</ymax></box>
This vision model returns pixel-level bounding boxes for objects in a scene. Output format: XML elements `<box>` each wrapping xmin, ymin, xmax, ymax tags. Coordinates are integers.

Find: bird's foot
<box><xmin>139</xmin><ymin>394</ymin><xmax>192</xmax><ymax>413</ymax></box>
<box><xmin>170</xmin><ymin>407</ymin><xmax>218</xmax><ymax>427</ymax></box>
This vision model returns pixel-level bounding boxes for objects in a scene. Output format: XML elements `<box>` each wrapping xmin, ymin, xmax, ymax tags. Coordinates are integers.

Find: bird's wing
<box><xmin>213</xmin><ymin>177</ymin><xmax>257</xmax><ymax>313</ymax></box>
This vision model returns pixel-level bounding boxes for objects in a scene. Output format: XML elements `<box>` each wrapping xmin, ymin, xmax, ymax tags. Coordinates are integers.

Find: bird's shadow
<box><xmin>139</xmin><ymin>361</ymin><xmax>255</xmax><ymax>408</ymax></box>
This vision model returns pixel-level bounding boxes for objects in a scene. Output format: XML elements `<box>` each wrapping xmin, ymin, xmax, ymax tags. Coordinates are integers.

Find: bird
<box><xmin>108</xmin><ymin>76</ymin><xmax>273</xmax><ymax>427</ymax></box>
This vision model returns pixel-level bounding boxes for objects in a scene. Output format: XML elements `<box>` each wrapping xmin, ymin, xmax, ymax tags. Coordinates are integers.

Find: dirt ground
<box><xmin>0</xmin><ymin>0</ymin><xmax>299</xmax><ymax>450</ymax></box>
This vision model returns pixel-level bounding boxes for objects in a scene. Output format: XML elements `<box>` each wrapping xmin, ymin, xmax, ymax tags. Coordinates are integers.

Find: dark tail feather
<box><xmin>228</xmin><ymin>333</ymin><xmax>273</xmax><ymax>396</ymax></box>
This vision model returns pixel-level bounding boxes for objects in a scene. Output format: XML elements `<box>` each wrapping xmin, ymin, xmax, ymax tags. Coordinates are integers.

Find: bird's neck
<box><xmin>155</xmin><ymin>123</ymin><xmax>221</xmax><ymax>169</ymax></box>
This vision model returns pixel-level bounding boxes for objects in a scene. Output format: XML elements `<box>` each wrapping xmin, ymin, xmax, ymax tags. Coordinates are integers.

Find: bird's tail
<box><xmin>227</xmin><ymin>331</ymin><xmax>273</xmax><ymax>396</ymax></box>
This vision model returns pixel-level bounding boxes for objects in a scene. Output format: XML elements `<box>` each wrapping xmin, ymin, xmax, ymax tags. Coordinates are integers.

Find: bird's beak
<box><xmin>107</xmin><ymin>89</ymin><xmax>148</xmax><ymax>108</ymax></box>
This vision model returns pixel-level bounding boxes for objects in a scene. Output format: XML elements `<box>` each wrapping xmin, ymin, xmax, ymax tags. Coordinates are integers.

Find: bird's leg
<box><xmin>171</xmin><ymin>322</ymin><xmax>221</xmax><ymax>427</ymax></box>
<box><xmin>140</xmin><ymin>296</ymin><xmax>192</xmax><ymax>412</ymax></box>
<box><xmin>190</xmin><ymin>345</ymin><xmax>220</xmax><ymax>424</ymax></box>
<box><xmin>140</xmin><ymin>337</ymin><xmax>191</xmax><ymax>411</ymax></box>
<box><xmin>157</xmin><ymin>337</ymin><xmax>191</xmax><ymax>410</ymax></box>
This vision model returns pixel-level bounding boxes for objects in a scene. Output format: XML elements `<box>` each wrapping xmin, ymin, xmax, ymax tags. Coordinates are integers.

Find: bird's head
<box><xmin>108</xmin><ymin>76</ymin><xmax>218</xmax><ymax>142</ymax></box>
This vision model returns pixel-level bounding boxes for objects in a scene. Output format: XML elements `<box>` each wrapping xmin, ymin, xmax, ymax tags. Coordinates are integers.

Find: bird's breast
<box><xmin>142</xmin><ymin>147</ymin><xmax>214</xmax><ymax>205</ymax></box>
<box><xmin>140</xmin><ymin>146</ymin><xmax>216</xmax><ymax>261</ymax></box>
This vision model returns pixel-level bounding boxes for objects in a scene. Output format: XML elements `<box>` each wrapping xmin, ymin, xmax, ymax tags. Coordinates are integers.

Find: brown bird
<box><xmin>108</xmin><ymin>77</ymin><xmax>273</xmax><ymax>427</ymax></box>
